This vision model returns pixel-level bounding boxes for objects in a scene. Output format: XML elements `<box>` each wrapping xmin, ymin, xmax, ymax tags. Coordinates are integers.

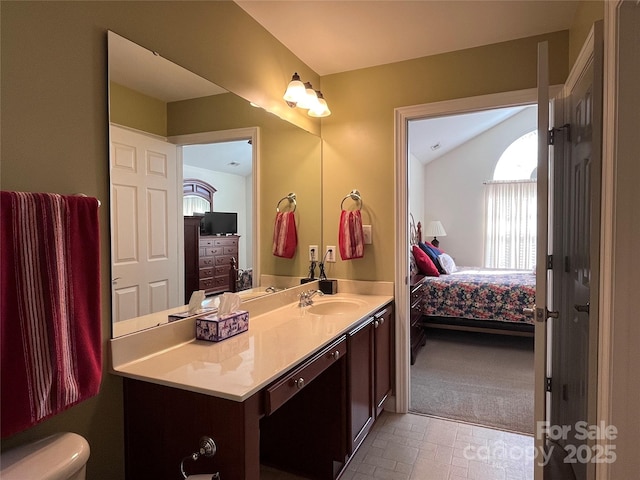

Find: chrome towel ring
<box><xmin>340</xmin><ymin>189</ymin><xmax>362</xmax><ymax>210</ymax></box>
<box><xmin>276</xmin><ymin>192</ymin><xmax>297</xmax><ymax>212</ymax></box>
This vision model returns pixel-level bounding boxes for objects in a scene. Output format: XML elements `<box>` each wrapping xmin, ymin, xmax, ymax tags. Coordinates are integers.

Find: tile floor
<box><xmin>263</xmin><ymin>412</ymin><xmax>535</xmax><ymax>479</ymax></box>
<box><xmin>341</xmin><ymin>412</ymin><xmax>535</xmax><ymax>480</ymax></box>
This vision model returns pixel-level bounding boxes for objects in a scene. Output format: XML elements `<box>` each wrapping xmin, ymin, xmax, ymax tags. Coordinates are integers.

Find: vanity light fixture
<box><xmin>283</xmin><ymin>72</ymin><xmax>331</xmax><ymax>117</ymax></box>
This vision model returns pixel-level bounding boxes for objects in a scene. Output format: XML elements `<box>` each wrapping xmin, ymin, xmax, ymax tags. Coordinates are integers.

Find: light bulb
<box><xmin>282</xmin><ymin>73</ymin><xmax>305</xmax><ymax>106</ymax></box>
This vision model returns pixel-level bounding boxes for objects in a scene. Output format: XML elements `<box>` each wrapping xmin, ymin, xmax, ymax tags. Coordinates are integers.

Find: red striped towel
<box><xmin>272</xmin><ymin>211</ymin><xmax>297</xmax><ymax>259</ymax></box>
<box><xmin>1</xmin><ymin>192</ymin><xmax>102</xmax><ymax>437</ymax></box>
<box><xmin>339</xmin><ymin>209</ymin><xmax>365</xmax><ymax>260</ymax></box>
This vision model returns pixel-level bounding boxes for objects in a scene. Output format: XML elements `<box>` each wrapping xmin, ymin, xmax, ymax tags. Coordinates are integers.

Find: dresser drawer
<box><xmin>214</xmin><ymin>265</ymin><xmax>229</xmax><ymax>276</ymax></box>
<box><xmin>265</xmin><ymin>336</ymin><xmax>346</xmax><ymax>415</ymax></box>
<box><xmin>199</xmin><ymin>267</ymin><xmax>214</xmax><ymax>279</ymax></box>
<box><xmin>204</xmin><ymin>246</ymin><xmax>222</xmax><ymax>256</ymax></box>
<box><xmin>199</xmin><ymin>277</ymin><xmax>215</xmax><ymax>290</ymax></box>
<box><xmin>199</xmin><ymin>257</ymin><xmax>215</xmax><ymax>268</ymax></box>
<box><xmin>223</xmin><ymin>246</ymin><xmax>238</xmax><ymax>255</ymax></box>
<box><xmin>213</xmin><ymin>276</ymin><xmax>229</xmax><ymax>288</ymax></box>
<box><xmin>215</xmin><ymin>255</ymin><xmax>234</xmax><ymax>266</ymax></box>
<box><xmin>199</xmin><ymin>237</ymin><xmax>216</xmax><ymax>247</ymax></box>
<box><xmin>214</xmin><ymin>237</ymin><xmax>238</xmax><ymax>247</ymax></box>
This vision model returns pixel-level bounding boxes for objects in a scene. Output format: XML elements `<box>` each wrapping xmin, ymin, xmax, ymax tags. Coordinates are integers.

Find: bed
<box><xmin>409</xmin><ymin>217</ymin><xmax>535</xmax><ymax>335</ymax></box>
<box><xmin>418</xmin><ymin>267</ymin><xmax>536</xmax><ymax>334</ymax></box>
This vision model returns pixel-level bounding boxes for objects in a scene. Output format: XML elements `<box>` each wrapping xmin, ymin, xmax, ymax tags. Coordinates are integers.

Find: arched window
<box><xmin>484</xmin><ymin>131</ymin><xmax>537</xmax><ymax>270</ymax></box>
<box><xmin>493</xmin><ymin>130</ymin><xmax>538</xmax><ymax>180</ymax></box>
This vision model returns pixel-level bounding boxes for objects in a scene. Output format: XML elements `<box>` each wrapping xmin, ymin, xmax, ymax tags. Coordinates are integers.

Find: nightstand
<box><xmin>410</xmin><ymin>275</ymin><xmax>427</xmax><ymax>365</ymax></box>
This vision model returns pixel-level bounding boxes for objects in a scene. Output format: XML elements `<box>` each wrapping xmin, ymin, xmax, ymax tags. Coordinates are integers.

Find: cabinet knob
<box><xmin>294</xmin><ymin>377</ymin><xmax>305</xmax><ymax>389</ymax></box>
<box><xmin>374</xmin><ymin>320</ymin><xmax>380</xmax><ymax>328</ymax></box>
<box><xmin>331</xmin><ymin>350</ymin><xmax>340</xmax><ymax>360</ymax></box>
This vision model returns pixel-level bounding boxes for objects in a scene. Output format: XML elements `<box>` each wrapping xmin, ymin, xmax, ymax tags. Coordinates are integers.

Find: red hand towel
<box><xmin>1</xmin><ymin>192</ymin><xmax>102</xmax><ymax>437</ymax></box>
<box><xmin>272</xmin><ymin>211</ymin><xmax>297</xmax><ymax>258</ymax></box>
<box><xmin>339</xmin><ymin>209</ymin><xmax>365</xmax><ymax>260</ymax></box>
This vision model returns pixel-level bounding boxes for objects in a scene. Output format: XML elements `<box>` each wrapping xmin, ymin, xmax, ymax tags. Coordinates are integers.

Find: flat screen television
<box><xmin>201</xmin><ymin>212</ymin><xmax>238</xmax><ymax>235</ymax></box>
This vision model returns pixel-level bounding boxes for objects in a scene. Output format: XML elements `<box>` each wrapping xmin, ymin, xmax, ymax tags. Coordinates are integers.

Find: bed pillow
<box><xmin>427</xmin><ymin>241</ymin><xmax>444</xmax><ymax>255</ymax></box>
<box><xmin>438</xmin><ymin>253</ymin><xmax>457</xmax><ymax>274</ymax></box>
<box><xmin>412</xmin><ymin>245</ymin><xmax>439</xmax><ymax>277</ymax></box>
<box><xmin>419</xmin><ymin>242</ymin><xmax>446</xmax><ymax>274</ymax></box>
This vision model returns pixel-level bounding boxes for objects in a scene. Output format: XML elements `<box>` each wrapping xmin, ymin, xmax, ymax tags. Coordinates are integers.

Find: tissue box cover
<box><xmin>196</xmin><ymin>310</ymin><xmax>249</xmax><ymax>342</ymax></box>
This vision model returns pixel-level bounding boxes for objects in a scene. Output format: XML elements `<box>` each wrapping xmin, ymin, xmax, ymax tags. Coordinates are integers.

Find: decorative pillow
<box><xmin>437</xmin><ymin>253</ymin><xmax>457</xmax><ymax>274</ymax></box>
<box><xmin>409</xmin><ymin>248</ymin><xmax>418</xmax><ymax>277</ymax></box>
<box><xmin>427</xmin><ymin>242</ymin><xmax>444</xmax><ymax>255</ymax></box>
<box><xmin>419</xmin><ymin>242</ymin><xmax>446</xmax><ymax>274</ymax></box>
<box><xmin>412</xmin><ymin>245</ymin><xmax>439</xmax><ymax>277</ymax></box>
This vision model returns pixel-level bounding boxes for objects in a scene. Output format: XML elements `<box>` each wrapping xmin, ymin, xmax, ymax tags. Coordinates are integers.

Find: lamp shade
<box><xmin>283</xmin><ymin>73</ymin><xmax>306</xmax><ymax>105</ymax></box>
<box><xmin>308</xmin><ymin>91</ymin><xmax>331</xmax><ymax>117</ymax></box>
<box><xmin>424</xmin><ymin>221</ymin><xmax>447</xmax><ymax>237</ymax></box>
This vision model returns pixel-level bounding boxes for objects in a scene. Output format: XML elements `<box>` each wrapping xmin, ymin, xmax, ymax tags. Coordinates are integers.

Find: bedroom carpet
<box><xmin>410</xmin><ymin>328</ymin><xmax>534</xmax><ymax>434</ymax></box>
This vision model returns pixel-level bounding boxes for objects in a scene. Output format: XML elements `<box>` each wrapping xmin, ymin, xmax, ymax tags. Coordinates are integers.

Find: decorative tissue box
<box><xmin>196</xmin><ymin>310</ymin><xmax>249</xmax><ymax>342</ymax></box>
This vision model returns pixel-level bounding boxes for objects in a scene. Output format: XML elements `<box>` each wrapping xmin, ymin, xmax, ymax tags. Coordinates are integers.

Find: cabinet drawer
<box><xmin>214</xmin><ymin>265</ymin><xmax>229</xmax><ymax>276</ymax></box>
<box><xmin>199</xmin><ymin>238</ymin><xmax>215</xmax><ymax>247</ymax></box>
<box><xmin>213</xmin><ymin>276</ymin><xmax>229</xmax><ymax>288</ymax></box>
<box><xmin>214</xmin><ymin>238</ymin><xmax>238</xmax><ymax>247</ymax></box>
<box><xmin>204</xmin><ymin>247</ymin><xmax>222</xmax><ymax>256</ymax></box>
<box><xmin>199</xmin><ymin>278</ymin><xmax>215</xmax><ymax>290</ymax></box>
<box><xmin>215</xmin><ymin>255</ymin><xmax>233</xmax><ymax>266</ymax></box>
<box><xmin>223</xmin><ymin>246</ymin><xmax>238</xmax><ymax>255</ymax></box>
<box><xmin>199</xmin><ymin>267</ymin><xmax>214</xmax><ymax>279</ymax></box>
<box><xmin>199</xmin><ymin>257</ymin><xmax>214</xmax><ymax>267</ymax></box>
<box><xmin>265</xmin><ymin>336</ymin><xmax>346</xmax><ymax>415</ymax></box>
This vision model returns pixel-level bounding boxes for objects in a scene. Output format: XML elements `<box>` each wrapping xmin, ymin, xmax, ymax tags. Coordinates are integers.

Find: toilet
<box><xmin>0</xmin><ymin>432</ymin><xmax>90</xmax><ymax>480</ymax></box>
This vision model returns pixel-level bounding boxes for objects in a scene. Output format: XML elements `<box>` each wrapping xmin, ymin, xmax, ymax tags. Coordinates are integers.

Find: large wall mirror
<box><xmin>108</xmin><ymin>31</ymin><xmax>322</xmax><ymax>337</ymax></box>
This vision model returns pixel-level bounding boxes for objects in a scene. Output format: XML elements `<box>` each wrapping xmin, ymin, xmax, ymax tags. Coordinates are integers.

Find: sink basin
<box><xmin>307</xmin><ymin>300</ymin><xmax>365</xmax><ymax>316</ymax></box>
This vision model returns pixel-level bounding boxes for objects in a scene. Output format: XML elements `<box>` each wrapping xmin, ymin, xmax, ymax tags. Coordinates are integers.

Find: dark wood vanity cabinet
<box><xmin>184</xmin><ymin>216</ymin><xmax>239</xmax><ymax>300</ymax></box>
<box><xmin>122</xmin><ymin>301</ymin><xmax>395</xmax><ymax>480</ymax></box>
<box><xmin>347</xmin><ymin>302</ymin><xmax>394</xmax><ymax>454</ymax></box>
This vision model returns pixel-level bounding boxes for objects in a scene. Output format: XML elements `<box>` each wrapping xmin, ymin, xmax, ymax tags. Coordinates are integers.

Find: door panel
<box><xmin>110</xmin><ymin>125</ymin><xmax>180</xmax><ymax>324</ymax></box>
<box><xmin>545</xmin><ymin>22</ymin><xmax>603</xmax><ymax>480</ymax></box>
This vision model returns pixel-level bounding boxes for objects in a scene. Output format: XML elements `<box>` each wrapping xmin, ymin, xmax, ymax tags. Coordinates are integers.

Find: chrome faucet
<box><xmin>298</xmin><ymin>289</ymin><xmax>324</xmax><ymax>307</ymax></box>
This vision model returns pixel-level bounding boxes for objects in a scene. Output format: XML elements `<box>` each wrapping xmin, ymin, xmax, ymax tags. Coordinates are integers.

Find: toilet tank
<box><xmin>0</xmin><ymin>432</ymin><xmax>90</xmax><ymax>480</ymax></box>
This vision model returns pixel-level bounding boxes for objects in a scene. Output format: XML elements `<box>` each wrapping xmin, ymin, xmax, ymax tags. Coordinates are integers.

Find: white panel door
<box><xmin>110</xmin><ymin>125</ymin><xmax>180</xmax><ymax>324</ymax></box>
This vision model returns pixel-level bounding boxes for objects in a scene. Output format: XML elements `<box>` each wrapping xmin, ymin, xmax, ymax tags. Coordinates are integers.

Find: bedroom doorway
<box><xmin>394</xmin><ymin>88</ymin><xmax>547</xmax><ymax>417</ymax></box>
<box><xmin>406</xmin><ymin>103</ymin><xmax>538</xmax><ymax>434</ymax></box>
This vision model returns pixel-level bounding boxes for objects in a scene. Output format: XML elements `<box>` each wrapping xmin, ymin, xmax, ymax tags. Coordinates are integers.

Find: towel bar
<box><xmin>340</xmin><ymin>189</ymin><xmax>362</xmax><ymax>210</ymax></box>
<box><xmin>276</xmin><ymin>192</ymin><xmax>297</xmax><ymax>212</ymax></box>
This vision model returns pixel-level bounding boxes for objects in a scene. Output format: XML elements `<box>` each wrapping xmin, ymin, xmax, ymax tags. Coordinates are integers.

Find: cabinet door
<box><xmin>347</xmin><ymin>317</ymin><xmax>374</xmax><ymax>454</ymax></box>
<box><xmin>374</xmin><ymin>304</ymin><xmax>394</xmax><ymax>417</ymax></box>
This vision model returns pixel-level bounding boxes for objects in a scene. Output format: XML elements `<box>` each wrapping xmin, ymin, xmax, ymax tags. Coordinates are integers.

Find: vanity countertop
<box><xmin>110</xmin><ymin>291</ymin><xmax>393</xmax><ymax>402</ymax></box>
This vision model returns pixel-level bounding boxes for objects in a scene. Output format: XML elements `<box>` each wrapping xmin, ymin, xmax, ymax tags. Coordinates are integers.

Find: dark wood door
<box><xmin>374</xmin><ymin>304</ymin><xmax>394</xmax><ymax>417</ymax></box>
<box><xmin>347</xmin><ymin>317</ymin><xmax>374</xmax><ymax>454</ymax></box>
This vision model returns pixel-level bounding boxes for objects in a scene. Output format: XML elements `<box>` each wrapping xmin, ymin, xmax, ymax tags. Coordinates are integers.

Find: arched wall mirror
<box><xmin>108</xmin><ymin>31</ymin><xmax>322</xmax><ymax>337</ymax></box>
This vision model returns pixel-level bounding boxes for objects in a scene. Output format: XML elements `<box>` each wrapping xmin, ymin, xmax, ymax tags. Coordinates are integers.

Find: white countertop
<box><xmin>110</xmin><ymin>287</ymin><xmax>393</xmax><ymax>402</ymax></box>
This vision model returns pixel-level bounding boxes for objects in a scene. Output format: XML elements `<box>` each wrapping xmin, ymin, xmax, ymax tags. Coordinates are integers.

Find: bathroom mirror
<box><xmin>108</xmin><ymin>31</ymin><xmax>322</xmax><ymax>337</ymax></box>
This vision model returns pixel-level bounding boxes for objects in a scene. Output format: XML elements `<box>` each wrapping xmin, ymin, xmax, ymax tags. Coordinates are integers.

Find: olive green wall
<box><xmin>569</xmin><ymin>0</ymin><xmax>605</xmax><ymax>65</ymax></box>
<box><xmin>109</xmin><ymin>82</ymin><xmax>167</xmax><ymax>136</ymax></box>
<box><xmin>319</xmin><ymin>31</ymin><xmax>570</xmax><ymax>282</ymax></box>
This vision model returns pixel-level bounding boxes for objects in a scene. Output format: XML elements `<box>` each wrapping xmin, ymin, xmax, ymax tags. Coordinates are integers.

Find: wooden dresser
<box><xmin>184</xmin><ymin>216</ymin><xmax>239</xmax><ymax>300</ymax></box>
<box><xmin>410</xmin><ymin>274</ymin><xmax>427</xmax><ymax>365</ymax></box>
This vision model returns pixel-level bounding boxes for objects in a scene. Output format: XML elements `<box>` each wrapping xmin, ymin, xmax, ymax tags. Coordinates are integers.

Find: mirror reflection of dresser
<box><xmin>183</xmin><ymin>179</ymin><xmax>239</xmax><ymax>299</ymax></box>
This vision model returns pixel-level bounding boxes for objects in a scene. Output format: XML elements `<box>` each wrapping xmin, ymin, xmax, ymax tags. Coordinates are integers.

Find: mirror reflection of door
<box><xmin>110</xmin><ymin>125</ymin><xmax>180</xmax><ymax>325</ymax></box>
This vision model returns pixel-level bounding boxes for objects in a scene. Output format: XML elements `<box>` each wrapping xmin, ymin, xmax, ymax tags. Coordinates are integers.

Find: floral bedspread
<box><xmin>421</xmin><ymin>267</ymin><xmax>536</xmax><ymax>325</ymax></box>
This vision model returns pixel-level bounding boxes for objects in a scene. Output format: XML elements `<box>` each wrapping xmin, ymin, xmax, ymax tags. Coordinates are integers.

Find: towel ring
<box><xmin>340</xmin><ymin>190</ymin><xmax>363</xmax><ymax>210</ymax></box>
<box><xmin>276</xmin><ymin>192</ymin><xmax>297</xmax><ymax>213</ymax></box>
